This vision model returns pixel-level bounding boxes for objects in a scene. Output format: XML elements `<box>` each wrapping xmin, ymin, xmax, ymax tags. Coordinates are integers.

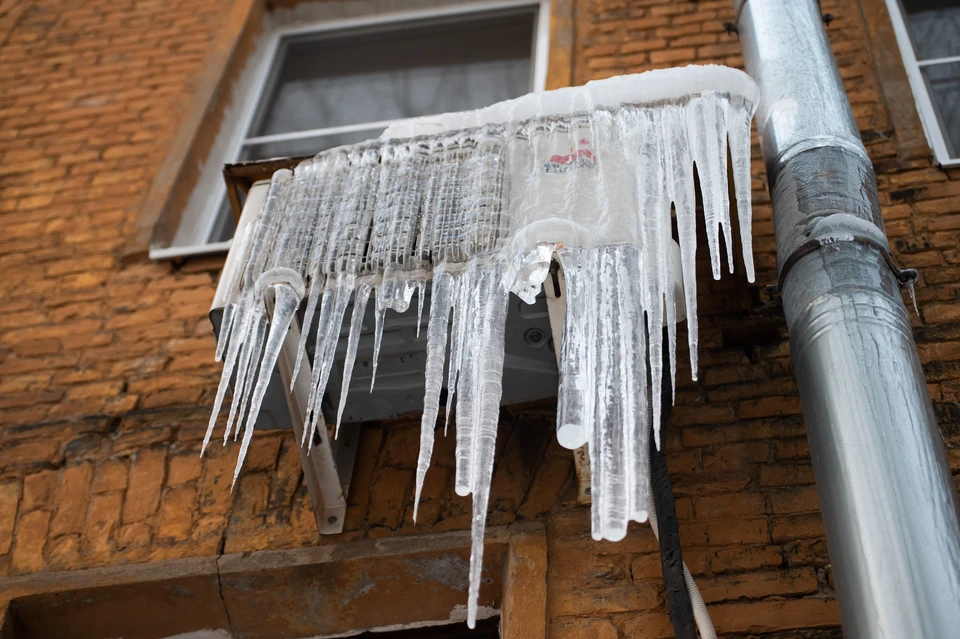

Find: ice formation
<box><xmin>204</xmin><ymin>65</ymin><xmax>759</xmax><ymax>627</ymax></box>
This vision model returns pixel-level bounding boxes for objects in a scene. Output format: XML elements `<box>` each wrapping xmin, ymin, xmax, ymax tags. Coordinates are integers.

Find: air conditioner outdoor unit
<box><xmin>210</xmin><ymin>170</ymin><xmax>562</xmax><ymax>533</ymax></box>
<box><xmin>209</xmin><ymin>162</ymin><xmax>687</xmax><ymax>535</ymax></box>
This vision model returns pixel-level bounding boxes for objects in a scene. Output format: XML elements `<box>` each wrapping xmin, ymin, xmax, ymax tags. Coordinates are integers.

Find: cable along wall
<box><xmin>204</xmin><ymin>65</ymin><xmax>759</xmax><ymax>627</ymax></box>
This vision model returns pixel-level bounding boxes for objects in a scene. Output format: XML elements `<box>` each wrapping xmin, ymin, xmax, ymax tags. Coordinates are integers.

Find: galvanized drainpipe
<box><xmin>732</xmin><ymin>1</ymin><xmax>960</xmax><ymax>637</ymax></box>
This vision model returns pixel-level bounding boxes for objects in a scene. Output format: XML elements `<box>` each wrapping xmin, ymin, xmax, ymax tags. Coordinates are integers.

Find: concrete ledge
<box><xmin>0</xmin><ymin>523</ymin><xmax>547</xmax><ymax>639</ymax></box>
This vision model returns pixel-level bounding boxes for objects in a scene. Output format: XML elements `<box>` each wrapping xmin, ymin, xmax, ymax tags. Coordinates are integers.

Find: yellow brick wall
<box><xmin>0</xmin><ymin>0</ymin><xmax>957</xmax><ymax>637</ymax></box>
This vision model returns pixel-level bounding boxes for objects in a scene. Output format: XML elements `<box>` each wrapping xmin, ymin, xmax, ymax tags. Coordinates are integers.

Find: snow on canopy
<box><xmin>204</xmin><ymin>65</ymin><xmax>760</xmax><ymax>627</ymax></box>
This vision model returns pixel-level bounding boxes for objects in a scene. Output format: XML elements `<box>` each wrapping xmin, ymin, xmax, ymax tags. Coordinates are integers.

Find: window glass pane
<box><xmin>251</xmin><ymin>11</ymin><xmax>534</xmax><ymax>137</ymax></box>
<box><xmin>900</xmin><ymin>0</ymin><xmax>960</xmax><ymax>60</ymax></box>
<box><xmin>921</xmin><ymin>61</ymin><xmax>960</xmax><ymax>158</ymax></box>
<box><xmin>209</xmin><ymin>197</ymin><xmax>237</xmax><ymax>243</ymax></box>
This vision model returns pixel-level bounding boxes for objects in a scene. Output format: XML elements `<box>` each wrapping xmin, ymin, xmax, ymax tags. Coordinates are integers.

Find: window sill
<box><xmin>149</xmin><ymin>239</ymin><xmax>232</xmax><ymax>261</ymax></box>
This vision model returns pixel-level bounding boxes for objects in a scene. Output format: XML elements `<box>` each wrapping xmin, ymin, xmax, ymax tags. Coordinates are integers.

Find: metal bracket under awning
<box><xmin>213</xmin><ymin>177</ymin><xmax>357</xmax><ymax>535</ymax></box>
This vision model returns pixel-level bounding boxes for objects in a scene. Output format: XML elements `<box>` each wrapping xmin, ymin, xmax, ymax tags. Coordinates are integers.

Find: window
<box><xmin>155</xmin><ymin>1</ymin><xmax>550</xmax><ymax>259</ymax></box>
<box><xmin>886</xmin><ymin>0</ymin><xmax>960</xmax><ymax>165</ymax></box>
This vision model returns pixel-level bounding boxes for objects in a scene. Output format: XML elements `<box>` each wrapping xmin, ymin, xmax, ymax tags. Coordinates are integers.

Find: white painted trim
<box><xmin>275</xmin><ymin>0</ymin><xmax>539</xmax><ymax>39</ymax></box>
<box><xmin>917</xmin><ymin>54</ymin><xmax>960</xmax><ymax>67</ymax></box>
<box><xmin>883</xmin><ymin>0</ymin><xmax>958</xmax><ymax>164</ymax></box>
<box><xmin>195</xmin><ymin>28</ymin><xmax>284</xmax><ymax>246</ymax></box>
<box><xmin>150</xmin><ymin>239</ymin><xmax>232</xmax><ymax>261</ymax></box>
<box><xmin>243</xmin><ymin>118</ymin><xmax>406</xmax><ymax>146</ymax></box>
<box><xmin>532</xmin><ymin>0</ymin><xmax>551</xmax><ymax>92</ymax></box>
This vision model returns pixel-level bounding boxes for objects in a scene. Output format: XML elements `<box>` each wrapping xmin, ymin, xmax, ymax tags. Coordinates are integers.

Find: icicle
<box><xmin>203</xmin><ymin>298</ymin><xmax>250</xmax><ymax>456</ymax></box>
<box><xmin>554</xmin><ymin>250</ymin><xmax>591</xmax><ymax>451</ymax></box>
<box><xmin>462</xmin><ymin>256</ymin><xmax>509</xmax><ymax>629</ymax></box>
<box><xmin>304</xmin><ymin>277</ymin><xmax>353</xmax><ymax>445</ymax></box>
<box><xmin>336</xmin><ymin>284</ymin><xmax>371</xmax><ymax>437</ymax></box>
<box><xmin>215</xmin><ymin>303</ymin><xmax>235</xmax><ymax>363</ymax></box>
<box><xmin>233</xmin><ymin>274</ymin><xmax>304</xmax><ymax>486</ymax></box>
<box><xmin>291</xmin><ymin>281</ymin><xmax>321</xmax><ymax>391</ymax></box>
<box><xmin>444</xmin><ymin>268</ymin><xmax>469</xmax><ymax>433</ymax></box>
<box><xmin>726</xmin><ymin>96</ymin><xmax>756</xmax><ymax>283</ymax></box>
<box><xmin>415</xmin><ymin>278</ymin><xmax>426</xmax><ymax>338</ymax></box>
<box><xmin>369</xmin><ymin>303</ymin><xmax>385</xmax><ymax>393</ymax></box>
<box><xmin>223</xmin><ymin>305</ymin><xmax>263</xmax><ymax>446</ymax></box>
<box><xmin>413</xmin><ymin>268</ymin><xmax>455</xmax><ymax>520</ymax></box>
<box><xmin>662</xmin><ymin>103</ymin><xmax>701</xmax><ymax>380</ymax></box>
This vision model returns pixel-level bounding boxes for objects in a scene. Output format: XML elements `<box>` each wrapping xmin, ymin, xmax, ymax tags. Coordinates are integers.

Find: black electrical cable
<box><xmin>649</xmin><ymin>328</ymin><xmax>696</xmax><ymax>639</ymax></box>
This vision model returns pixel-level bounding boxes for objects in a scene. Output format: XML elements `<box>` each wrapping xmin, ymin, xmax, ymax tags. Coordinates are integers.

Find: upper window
<box><xmin>887</xmin><ymin>0</ymin><xmax>960</xmax><ymax>165</ymax></box>
<box><xmin>156</xmin><ymin>2</ymin><xmax>549</xmax><ymax>259</ymax></box>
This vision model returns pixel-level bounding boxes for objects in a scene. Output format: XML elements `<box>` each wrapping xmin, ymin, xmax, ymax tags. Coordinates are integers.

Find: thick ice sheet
<box><xmin>204</xmin><ymin>65</ymin><xmax>759</xmax><ymax>628</ymax></box>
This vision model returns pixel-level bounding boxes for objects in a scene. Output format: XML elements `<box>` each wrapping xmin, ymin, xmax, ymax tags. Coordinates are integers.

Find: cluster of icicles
<box><xmin>204</xmin><ymin>66</ymin><xmax>759</xmax><ymax>627</ymax></box>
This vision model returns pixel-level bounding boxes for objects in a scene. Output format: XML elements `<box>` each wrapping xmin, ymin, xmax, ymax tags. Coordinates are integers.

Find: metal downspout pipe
<box><xmin>732</xmin><ymin>1</ymin><xmax>960</xmax><ymax>637</ymax></box>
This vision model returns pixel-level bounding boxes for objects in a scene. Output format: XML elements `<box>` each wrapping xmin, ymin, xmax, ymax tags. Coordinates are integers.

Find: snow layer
<box><xmin>204</xmin><ymin>65</ymin><xmax>759</xmax><ymax>628</ymax></box>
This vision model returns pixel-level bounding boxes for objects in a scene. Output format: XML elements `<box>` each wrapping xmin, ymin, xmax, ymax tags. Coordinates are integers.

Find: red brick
<box><xmin>711</xmin><ymin>545</ymin><xmax>782</xmax><ymax>573</ymax></box>
<box><xmin>92</xmin><ymin>459</ymin><xmax>128</xmax><ymax>493</ymax></box>
<box><xmin>695</xmin><ymin>493</ymin><xmax>766</xmax><ymax>520</ymax></box>
<box><xmin>698</xmin><ymin>567</ymin><xmax>818</xmax><ymax>603</ymax></box>
<box><xmin>771</xmin><ymin>514</ymin><xmax>825</xmax><ymax>543</ymax></box>
<box><xmin>122</xmin><ymin>448</ymin><xmax>166</xmax><ymax>524</ymax></box>
<box><xmin>83</xmin><ymin>491</ymin><xmax>123</xmax><ymax>557</ymax></box>
<box><xmin>551</xmin><ymin>617</ymin><xmax>619</xmax><ymax>639</ymax></box>
<box><xmin>50</xmin><ymin>462</ymin><xmax>94</xmax><ymax>537</ymax></box>
<box><xmin>0</xmin><ymin>480</ymin><xmax>21</xmax><ymax>554</ymax></box>
<box><xmin>710</xmin><ymin>598</ymin><xmax>839</xmax><ymax>635</ymax></box>
<box><xmin>12</xmin><ymin>510</ymin><xmax>50</xmax><ymax>574</ymax></box>
<box><xmin>21</xmin><ymin>470</ymin><xmax>56</xmax><ymax>511</ymax></box>
<box><xmin>768</xmin><ymin>486</ymin><xmax>820</xmax><ymax>514</ymax></box>
<box><xmin>158</xmin><ymin>485</ymin><xmax>196</xmax><ymax>540</ymax></box>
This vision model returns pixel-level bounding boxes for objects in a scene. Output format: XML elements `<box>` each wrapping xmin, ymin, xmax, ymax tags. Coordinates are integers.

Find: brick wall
<box><xmin>0</xmin><ymin>0</ymin><xmax>957</xmax><ymax>637</ymax></box>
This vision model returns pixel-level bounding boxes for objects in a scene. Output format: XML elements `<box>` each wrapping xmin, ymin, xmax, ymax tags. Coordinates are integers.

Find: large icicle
<box><xmin>204</xmin><ymin>65</ymin><xmax>760</xmax><ymax>629</ymax></box>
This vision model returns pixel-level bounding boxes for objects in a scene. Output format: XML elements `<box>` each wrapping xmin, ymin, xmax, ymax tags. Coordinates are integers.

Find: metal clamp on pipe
<box><xmin>768</xmin><ymin>144</ymin><xmax>919</xmax><ymax>295</ymax></box>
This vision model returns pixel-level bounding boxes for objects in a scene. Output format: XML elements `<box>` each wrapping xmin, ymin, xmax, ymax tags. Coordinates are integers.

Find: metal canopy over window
<box><xmin>887</xmin><ymin>0</ymin><xmax>960</xmax><ymax>164</ymax></box>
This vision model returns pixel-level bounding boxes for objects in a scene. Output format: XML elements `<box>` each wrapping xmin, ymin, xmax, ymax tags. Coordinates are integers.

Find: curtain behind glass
<box><xmin>250</xmin><ymin>13</ymin><xmax>534</xmax><ymax>137</ymax></box>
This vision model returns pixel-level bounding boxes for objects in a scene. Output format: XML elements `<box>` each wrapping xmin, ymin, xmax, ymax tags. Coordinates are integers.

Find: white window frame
<box><xmin>151</xmin><ymin>0</ymin><xmax>551</xmax><ymax>261</ymax></box>
<box><xmin>884</xmin><ymin>0</ymin><xmax>960</xmax><ymax>167</ymax></box>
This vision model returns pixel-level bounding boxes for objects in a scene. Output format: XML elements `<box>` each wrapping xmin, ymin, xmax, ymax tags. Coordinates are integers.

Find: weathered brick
<box><xmin>769</xmin><ymin>486</ymin><xmax>821</xmax><ymax>515</ymax></box>
<box><xmin>167</xmin><ymin>454</ymin><xmax>202</xmax><ymax>486</ymax></box>
<box><xmin>83</xmin><ymin>491</ymin><xmax>123</xmax><ymax>557</ymax></box>
<box><xmin>12</xmin><ymin>510</ymin><xmax>50</xmax><ymax>574</ymax></box>
<box><xmin>702</xmin><ymin>442</ymin><xmax>770</xmax><ymax>470</ymax></box>
<box><xmin>705</xmin><ymin>517</ymin><xmax>768</xmax><ymax>545</ymax></box>
<box><xmin>711</xmin><ymin>598</ymin><xmax>840</xmax><ymax>635</ymax></box>
<box><xmin>711</xmin><ymin>545</ymin><xmax>783</xmax><ymax>573</ymax></box>
<box><xmin>92</xmin><ymin>459</ymin><xmax>128</xmax><ymax>493</ymax></box>
<box><xmin>50</xmin><ymin>462</ymin><xmax>94</xmax><ymax>537</ymax></box>
<box><xmin>0</xmin><ymin>480</ymin><xmax>21</xmax><ymax>554</ymax></box>
<box><xmin>158</xmin><ymin>485</ymin><xmax>196</xmax><ymax>540</ymax></box>
<box><xmin>367</xmin><ymin>466</ymin><xmax>414</xmax><ymax>529</ymax></box>
<box><xmin>758</xmin><ymin>463</ymin><xmax>816</xmax><ymax>487</ymax></box>
<box><xmin>21</xmin><ymin>470</ymin><xmax>56</xmax><ymax>511</ymax></box>
<box><xmin>122</xmin><ymin>448</ymin><xmax>166</xmax><ymax>524</ymax></box>
<box><xmin>772</xmin><ymin>514</ymin><xmax>825</xmax><ymax>543</ymax></box>
<box><xmin>695</xmin><ymin>493</ymin><xmax>766</xmax><ymax>520</ymax></box>
<box><xmin>698</xmin><ymin>567</ymin><xmax>819</xmax><ymax>603</ymax></box>
<box><xmin>550</xmin><ymin>617</ymin><xmax>619</xmax><ymax>639</ymax></box>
